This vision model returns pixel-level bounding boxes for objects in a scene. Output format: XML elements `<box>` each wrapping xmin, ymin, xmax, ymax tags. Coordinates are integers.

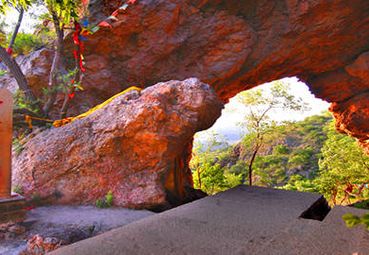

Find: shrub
<box><xmin>10</xmin><ymin>33</ymin><xmax>44</xmax><ymax>56</ymax></box>
<box><xmin>96</xmin><ymin>191</ymin><xmax>114</xmax><ymax>209</ymax></box>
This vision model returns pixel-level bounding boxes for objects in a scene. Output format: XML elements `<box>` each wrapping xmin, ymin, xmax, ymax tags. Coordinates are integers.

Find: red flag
<box><xmin>6</xmin><ymin>47</ymin><xmax>13</xmax><ymax>55</ymax></box>
<box><xmin>111</xmin><ymin>10</ymin><xmax>119</xmax><ymax>17</ymax></box>
<box><xmin>98</xmin><ymin>21</ymin><xmax>112</xmax><ymax>28</ymax></box>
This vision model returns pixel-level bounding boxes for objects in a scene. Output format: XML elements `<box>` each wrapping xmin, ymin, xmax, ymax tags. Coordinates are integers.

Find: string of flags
<box><xmin>66</xmin><ymin>0</ymin><xmax>138</xmax><ymax>100</ymax></box>
<box><xmin>22</xmin><ymin>0</ymin><xmax>139</xmax><ymax>128</ymax></box>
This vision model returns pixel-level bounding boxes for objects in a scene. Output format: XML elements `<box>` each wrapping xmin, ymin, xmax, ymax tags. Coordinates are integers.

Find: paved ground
<box><xmin>51</xmin><ymin>185</ymin><xmax>369</xmax><ymax>255</ymax></box>
<box><xmin>0</xmin><ymin>206</ymin><xmax>154</xmax><ymax>255</ymax></box>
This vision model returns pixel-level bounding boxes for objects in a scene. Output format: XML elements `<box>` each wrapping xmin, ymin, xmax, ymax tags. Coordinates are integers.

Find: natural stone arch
<box><xmin>73</xmin><ymin>0</ymin><xmax>369</xmax><ymax>149</ymax></box>
<box><xmin>8</xmin><ymin>0</ymin><xmax>369</xmax><ymax>209</ymax></box>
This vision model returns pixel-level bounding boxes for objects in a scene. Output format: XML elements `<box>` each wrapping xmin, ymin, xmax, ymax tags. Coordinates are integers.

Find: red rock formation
<box><xmin>3</xmin><ymin>1</ymin><xmax>368</xmax><ymax>148</ymax></box>
<box><xmin>79</xmin><ymin>0</ymin><xmax>369</xmax><ymax>149</ymax></box>
<box><xmin>4</xmin><ymin>0</ymin><xmax>369</xmax><ymax>208</ymax></box>
<box><xmin>12</xmin><ymin>78</ymin><xmax>223</xmax><ymax>209</ymax></box>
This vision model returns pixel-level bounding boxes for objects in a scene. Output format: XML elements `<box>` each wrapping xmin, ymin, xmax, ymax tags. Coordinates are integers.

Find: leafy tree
<box><xmin>42</xmin><ymin>0</ymin><xmax>84</xmax><ymax>116</ymax></box>
<box><xmin>281</xmin><ymin>174</ymin><xmax>318</xmax><ymax>193</ymax></box>
<box><xmin>0</xmin><ymin>0</ymin><xmax>38</xmax><ymax>102</ymax></box>
<box><xmin>191</xmin><ymin>132</ymin><xmax>242</xmax><ymax>194</ymax></box>
<box><xmin>236</xmin><ymin>80</ymin><xmax>309</xmax><ymax>186</ymax></box>
<box><xmin>315</xmin><ymin>122</ymin><xmax>369</xmax><ymax>205</ymax></box>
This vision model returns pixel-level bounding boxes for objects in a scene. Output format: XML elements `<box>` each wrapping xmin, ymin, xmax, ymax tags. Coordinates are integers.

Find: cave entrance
<box><xmin>190</xmin><ymin>77</ymin><xmax>330</xmax><ymax>195</ymax></box>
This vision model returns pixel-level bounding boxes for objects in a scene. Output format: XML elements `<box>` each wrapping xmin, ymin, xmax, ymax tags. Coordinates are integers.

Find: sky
<box><xmin>195</xmin><ymin>77</ymin><xmax>330</xmax><ymax>145</ymax></box>
<box><xmin>1</xmin><ymin>5</ymin><xmax>45</xmax><ymax>33</ymax></box>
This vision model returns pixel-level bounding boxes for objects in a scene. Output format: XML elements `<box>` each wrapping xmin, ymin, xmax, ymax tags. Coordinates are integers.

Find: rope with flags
<box><xmin>23</xmin><ymin>0</ymin><xmax>140</xmax><ymax>129</ymax></box>
<box><xmin>66</xmin><ymin>0</ymin><xmax>138</xmax><ymax>99</ymax></box>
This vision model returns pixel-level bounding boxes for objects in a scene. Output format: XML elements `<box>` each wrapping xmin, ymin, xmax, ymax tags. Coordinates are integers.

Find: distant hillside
<box><xmin>231</xmin><ymin>113</ymin><xmax>332</xmax><ymax>185</ymax></box>
<box><xmin>191</xmin><ymin>112</ymin><xmax>333</xmax><ymax>193</ymax></box>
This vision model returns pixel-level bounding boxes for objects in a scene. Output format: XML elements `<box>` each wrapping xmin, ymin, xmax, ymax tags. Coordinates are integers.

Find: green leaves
<box><xmin>96</xmin><ymin>191</ymin><xmax>114</xmax><ymax>209</ymax></box>
<box><xmin>343</xmin><ymin>213</ymin><xmax>369</xmax><ymax>230</ymax></box>
<box><xmin>0</xmin><ymin>0</ymin><xmax>33</xmax><ymax>13</ymax></box>
<box><xmin>44</xmin><ymin>0</ymin><xmax>82</xmax><ymax>27</ymax></box>
<box><xmin>343</xmin><ymin>213</ymin><xmax>361</xmax><ymax>227</ymax></box>
<box><xmin>315</xmin><ymin>121</ymin><xmax>369</xmax><ymax>204</ymax></box>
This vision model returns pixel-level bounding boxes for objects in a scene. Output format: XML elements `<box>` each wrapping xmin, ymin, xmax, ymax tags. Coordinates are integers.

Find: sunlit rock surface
<box><xmin>12</xmin><ymin>78</ymin><xmax>223</xmax><ymax>209</ymax></box>
<box><xmin>12</xmin><ymin>0</ymin><xmax>369</xmax><ymax>150</ymax></box>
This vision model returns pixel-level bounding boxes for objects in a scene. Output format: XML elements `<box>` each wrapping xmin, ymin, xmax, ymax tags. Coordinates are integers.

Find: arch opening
<box><xmin>188</xmin><ymin>77</ymin><xmax>369</xmax><ymax>207</ymax></box>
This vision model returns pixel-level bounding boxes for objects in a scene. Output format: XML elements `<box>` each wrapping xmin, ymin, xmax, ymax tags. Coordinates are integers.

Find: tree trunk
<box><xmin>0</xmin><ymin>7</ymin><xmax>37</xmax><ymax>102</ymax></box>
<box><xmin>248</xmin><ymin>147</ymin><xmax>259</xmax><ymax>186</ymax></box>
<box><xmin>43</xmin><ymin>10</ymin><xmax>64</xmax><ymax>115</ymax></box>
<box><xmin>8</xmin><ymin>7</ymin><xmax>24</xmax><ymax>49</ymax></box>
<box><xmin>0</xmin><ymin>46</ymin><xmax>36</xmax><ymax>101</ymax></box>
<box><xmin>197</xmin><ymin>168</ymin><xmax>202</xmax><ymax>189</ymax></box>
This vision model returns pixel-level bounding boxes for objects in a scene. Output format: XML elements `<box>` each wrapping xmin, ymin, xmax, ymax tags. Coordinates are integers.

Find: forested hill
<box><xmin>226</xmin><ymin>112</ymin><xmax>332</xmax><ymax>182</ymax></box>
<box><xmin>191</xmin><ymin>112</ymin><xmax>332</xmax><ymax>193</ymax></box>
<box><xmin>192</xmin><ymin>111</ymin><xmax>369</xmax><ymax>205</ymax></box>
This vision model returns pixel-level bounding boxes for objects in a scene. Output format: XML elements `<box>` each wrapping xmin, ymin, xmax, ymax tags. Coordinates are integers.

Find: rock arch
<box><xmin>9</xmin><ymin>0</ymin><xmax>369</xmax><ymax>208</ymax></box>
<box><xmin>80</xmin><ymin>0</ymin><xmax>369</xmax><ymax>150</ymax></box>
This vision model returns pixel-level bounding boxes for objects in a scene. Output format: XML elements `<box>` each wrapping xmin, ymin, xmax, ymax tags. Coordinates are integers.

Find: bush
<box><xmin>10</xmin><ymin>33</ymin><xmax>44</xmax><ymax>55</ymax></box>
<box><xmin>96</xmin><ymin>191</ymin><xmax>114</xmax><ymax>209</ymax></box>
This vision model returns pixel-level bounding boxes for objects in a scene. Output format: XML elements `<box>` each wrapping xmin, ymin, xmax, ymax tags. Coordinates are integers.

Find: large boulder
<box><xmin>12</xmin><ymin>78</ymin><xmax>223</xmax><ymax>209</ymax></box>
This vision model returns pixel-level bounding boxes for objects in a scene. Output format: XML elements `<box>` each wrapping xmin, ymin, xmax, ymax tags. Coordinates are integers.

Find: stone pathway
<box><xmin>51</xmin><ymin>185</ymin><xmax>369</xmax><ymax>255</ymax></box>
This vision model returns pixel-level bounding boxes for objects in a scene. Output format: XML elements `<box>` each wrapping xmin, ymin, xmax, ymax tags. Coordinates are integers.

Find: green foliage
<box><xmin>281</xmin><ymin>174</ymin><xmax>318</xmax><ymax>193</ymax></box>
<box><xmin>191</xmin><ymin>132</ymin><xmax>242</xmax><ymax>194</ymax></box>
<box><xmin>13</xmin><ymin>89</ymin><xmax>41</xmax><ymax>114</ymax></box>
<box><xmin>253</xmin><ymin>154</ymin><xmax>288</xmax><ymax>187</ymax></box>
<box><xmin>13</xmin><ymin>135</ymin><xmax>25</xmax><ymax>155</ymax></box>
<box><xmin>315</xmin><ymin>122</ymin><xmax>369</xmax><ymax>205</ymax></box>
<box><xmin>8</xmin><ymin>32</ymin><xmax>43</xmax><ymax>55</ymax></box>
<box><xmin>43</xmin><ymin>0</ymin><xmax>82</xmax><ymax>26</ymax></box>
<box><xmin>96</xmin><ymin>191</ymin><xmax>114</xmax><ymax>209</ymax></box>
<box><xmin>0</xmin><ymin>0</ymin><xmax>33</xmax><ymax>14</ymax></box>
<box><xmin>0</xmin><ymin>69</ymin><xmax>6</xmax><ymax>76</ymax></box>
<box><xmin>191</xmin><ymin>112</ymin><xmax>335</xmax><ymax>195</ymax></box>
<box><xmin>343</xmin><ymin>213</ymin><xmax>369</xmax><ymax>230</ymax></box>
<box><xmin>12</xmin><ymin>185</ymin><xmax>24</xmax><ymax>195</ymax></box>
<box><xmin>235</xmin><ymin>80</ymin><xmax>311</xmax><ymax>185</ymax></box>
<box><xmin>34</xmin><ymin>12</ymin><xmax>56</xmax><ymax>44</ymax></box>
<box><xmin>42</xmin><ymin>68</ymin><xmax>83</xmax><ymax>96</ymax></box>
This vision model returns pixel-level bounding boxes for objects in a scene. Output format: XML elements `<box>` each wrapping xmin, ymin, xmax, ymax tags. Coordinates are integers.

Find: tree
<box><xmin>0</xmin><ymin>0</ymin><xmax>38</xmax><ymax>102</ymax></box>
<box><xmin>191</xmin><ymin>132</ymin><xmax>228</xmax><ymax>191</ymax></box>
<box><xmin>42</xmin><ymin>0</ymin><xmax>84</xmax><ymax>116</ymax></box>
<box><xmin>237</xmin><ymin>80</ymin><xmax>309</xmax><ymax>186</ymax></box>
<box><xmin>315</xmin><ymin>121</ymin><xmax>369</xmax><ymax>205</ymax></box>
<box><xmin>190</xmin><ymin>132</ymin><xmax>243</xmax><ymax>194</ymax></box>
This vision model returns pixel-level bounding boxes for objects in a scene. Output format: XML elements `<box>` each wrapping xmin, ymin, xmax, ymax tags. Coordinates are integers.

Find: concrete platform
<box><xmin>51</xmin><ymin>185</ymin><xmax>369</xmax><ymax>255</ymax></box>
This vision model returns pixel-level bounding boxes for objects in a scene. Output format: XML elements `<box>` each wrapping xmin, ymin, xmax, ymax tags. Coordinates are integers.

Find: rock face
<box><xmin>4</xmin><ymin>1</ymin><xmax>369</xmax><ymax>149</ymax></box>
<box><xmin>12</xmin><ymin>78</ymin><xmax>223</xmax><ymax>209</ymax></box>
<box><xmin>79</xmin><ymin>0</ymin><xmax>369</xmax><ymax>149</ymax></box>
<box><xmin>5</xmin><ymin>0</ymin><xmax>369</xmax><ymax>208</ymax></box>
<box><xmin>0</xmin><ymin>48</ymin><xmax>52</xmax><ymax>96</ymax></box>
